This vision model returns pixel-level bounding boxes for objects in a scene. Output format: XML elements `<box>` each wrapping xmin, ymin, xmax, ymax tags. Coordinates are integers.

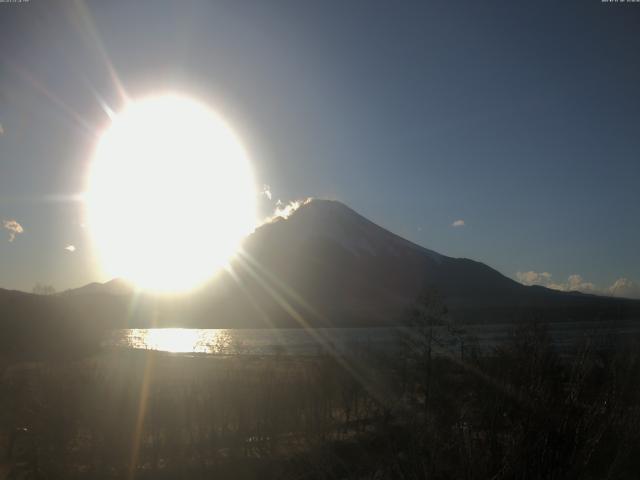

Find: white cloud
<box><xmin>264</xmin><ymin>197</ymin><xmax>313</xmax><ymax>223</ymax></box>
<box><xmin>3</xmin><ymin>219</ymin><xmax>24</xmax><ymax>242</ymax></box>
<box><xmin>261</xmin><ymin>184</ymin><xmax>272</xmax><ymax>200</ymax></box>
<box><xmin>607</xmin><ymin>278</ymin><xmax>640</xmax><ymax>299</ymax></box>
<box><xmin>516</xmin><ymin>271</ymin><xmax>552</xmax><ymax>285</ymax></box>
<box><xmin>564</xmin><ymin>274</ymin><xmax>598</xmax><ymax>294</ymax></box>
<box><xmin>452</xmin><ymin>219</ymin><xmax>465</xmax><ymax>227</ymax></box>
<box><xmin>516</xmin><ymin>271</ymin><xmax>597</xmax><ymax>293</ymax></box>
<box><xmin>515</xmin><ymin>270</ymin><xmax>640</xmax><ymax>299</ymax></box>
<box><xmin>65</xmin><ymin>245</ymin><xmax>76</xmax><ymax>252</ymax></box>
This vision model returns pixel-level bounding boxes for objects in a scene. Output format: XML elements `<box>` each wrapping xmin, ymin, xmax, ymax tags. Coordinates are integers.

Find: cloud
<box><xmin>264</xmin><ymin>197</ymin><xmax>313</xmax><ymax>223</ymax></box>
<box><xmin>3</xmin><ymin>219</ymin><xmax>24</xmax><ymax>242</ymax></box>
<box><xmin>563</xmin><ymin>274</ymin><xmax>598</xmax><ymax>294</ymax></box>
<box><xmin>516</xmin><ymin>271</ymin><xmax>552</xmax><ymax>285</ymax></box>
<box><xmin>261</xmin><ymin>184</ymin><xmax>272</xmax><ymax>200</ymax></box>
<box><xmin>65</xmin><ymin>245</ymin><xmax>76</xmax><ymax>252</ymax></box>
<box><xmin>607</xmin><ymin>278</ymin><xmax>640</xmax><ymax>299</ymax></box>
<box><xmin>516</xmin><ymin>270</ymin><xmax>596</xmax><ymax>292</ymax></box>
<box><xmin>516</xmin><ymin>270</ymin><xmax>597</xmax><ymax>293</ymax></box>
<box><xmin>515</xmin><ymin>270</ymin><xmax>640</xmax><ymax>299</ymax></box>
<box><xmin>0</xmin><ymin>123</ymin><xmax>4</xmax><ymax>135</ymax></box>
<box><xmin>451</xmin><ymin>219</ymin><xmax>465</xmax><ymax>227</ymax></box>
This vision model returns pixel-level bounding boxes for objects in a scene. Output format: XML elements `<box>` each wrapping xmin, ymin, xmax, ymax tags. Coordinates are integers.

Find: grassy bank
<box><xmin>2</xmin><ymin>322</ymin><xmax>640</xmax><ymax>479</ymax></box>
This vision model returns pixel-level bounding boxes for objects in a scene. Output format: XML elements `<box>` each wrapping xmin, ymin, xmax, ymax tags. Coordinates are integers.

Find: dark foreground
<box><xmin>2</xmin><ymin>322</ymin><xmax>640</xmax><ymax>479</ymax></box>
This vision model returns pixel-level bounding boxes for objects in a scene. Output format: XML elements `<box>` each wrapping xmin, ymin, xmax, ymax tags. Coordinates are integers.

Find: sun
<box><xmin>86</xmin><ymin>94</ymin><xmax>257</xmax><ymax>292</ymax></box>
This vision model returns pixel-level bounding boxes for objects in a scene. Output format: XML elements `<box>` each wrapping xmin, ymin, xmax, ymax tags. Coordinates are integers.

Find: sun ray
<box><xmin>238</xmin><ymin>249</ymin><xmax>326</xmax><ymax>321</ymax></box>
<box><xmin>225</xmin><ymin>264</ymin><xmax>276</xmax><ymax>329</ymax></box>
<box><xmin>68</xmin><ymin>0</ymin><xmax>129</xmax><ymax>104</ymax></box>
<box><xmin>231</xmin><ymin>253</ymin><xmax>390</xmax><ymax>403</ymax></box>
<box><xmin>129</xmin><ymin>338</ymin><xmax>154</xmax><ymax>480</ymax></box>
<box><xmin>2</xmin><ymin>56</ymin><xmax>96</xmax><ymax>134</ymax></box>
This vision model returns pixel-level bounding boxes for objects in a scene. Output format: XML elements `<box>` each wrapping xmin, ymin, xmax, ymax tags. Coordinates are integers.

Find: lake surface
<box><xmin>105</xmin><ymin>321</ymin><xmax>640</xmax><ymax>356</ymax></box>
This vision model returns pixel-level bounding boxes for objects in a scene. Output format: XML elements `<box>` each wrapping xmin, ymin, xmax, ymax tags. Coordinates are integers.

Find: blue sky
<box><xmin>1</xmin><ymin>0</ymin><xmax>639</xmax><ymax>295</ymax></box>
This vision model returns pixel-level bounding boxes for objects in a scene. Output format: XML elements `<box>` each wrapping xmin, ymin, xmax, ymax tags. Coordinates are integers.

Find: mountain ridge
<box><xmin>3</xmin><ymin>199</ymin><xmax>640</xmax><ymax>331</ymax></box>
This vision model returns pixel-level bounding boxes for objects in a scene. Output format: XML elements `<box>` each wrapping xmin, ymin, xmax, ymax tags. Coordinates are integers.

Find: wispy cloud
<box><xmin>261</xmin><ymin>184</ymin><xmax>272</xmax><ymax>200</ymax></box>
<box><xmin>515</xmin><ymin>270</ymin><xmax>640</xmax><ymax>299</ymax></box>
<box><xmin>451</xmin><ymin>219</ymin><xmax>465</xmax><ymax>227</ymax></box>
<box><xmin>65</xmin><ymin>245</ymin><xmax>76</xmax><ymax>252</ymax></box>
<box><xmin>3</xmin><ymin>219</ymin><xmax>24</xmax><ymax>242</ymax></box>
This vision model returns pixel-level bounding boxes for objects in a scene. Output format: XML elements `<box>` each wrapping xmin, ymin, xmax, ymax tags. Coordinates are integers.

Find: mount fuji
<box><xmin>50</xmin><ymin>199</ymin><xmax>640</xmax><ymax>328</ymax></box>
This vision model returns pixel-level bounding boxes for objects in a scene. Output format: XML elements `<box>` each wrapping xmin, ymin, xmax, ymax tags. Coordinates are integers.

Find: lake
<box><xmin>105</xmin><ymin>320</ymin><xmax>640</xmax><ymax>356</ymax></box>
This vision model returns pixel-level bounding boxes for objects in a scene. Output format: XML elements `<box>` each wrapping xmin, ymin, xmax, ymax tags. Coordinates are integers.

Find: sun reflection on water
<box><xmin>126</xmin><ymin>328</ymin><xmax>232</xmax><ymax>354</ymax></box>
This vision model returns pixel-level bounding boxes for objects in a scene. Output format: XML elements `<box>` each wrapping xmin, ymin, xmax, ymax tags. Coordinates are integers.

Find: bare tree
<box><xmin>400</xmin><ymin>290</ymin><xmax>448</xmax><ymax>415</ymax></box>
<box><xmin>32</xmin><ymin>283</ymin><xmax>56</xmax><ymax>295</ymax></box>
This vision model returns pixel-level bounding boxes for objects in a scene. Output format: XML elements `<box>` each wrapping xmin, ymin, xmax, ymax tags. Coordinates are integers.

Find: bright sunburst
<box><xmin>86</xmin><ymin>94</ymin><xmax>257</xmax><ymax>292</ymax></box>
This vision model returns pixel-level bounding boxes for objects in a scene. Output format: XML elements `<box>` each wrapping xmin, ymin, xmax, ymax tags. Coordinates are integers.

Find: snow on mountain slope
<box><xmin>259</xmin><ymin>199</ymin><xmax>443</xmax><ymax>261</ymax></box>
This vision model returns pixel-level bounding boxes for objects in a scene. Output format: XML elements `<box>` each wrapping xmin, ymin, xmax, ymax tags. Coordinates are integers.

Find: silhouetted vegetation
<box><xmin>31</xmin><ymin>284</ymin><xmax>56</xmax><ymax>296</ymax></box>
<box><xmin>2</xmin><ymin>300</ymin><xmax>640</xmax><ymax>478</ymax></box>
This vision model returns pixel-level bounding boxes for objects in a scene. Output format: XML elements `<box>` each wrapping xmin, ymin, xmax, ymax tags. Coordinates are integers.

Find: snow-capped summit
<box><xmin>259</xmin><ymin>199</ymin><xmax>443</xmax><ymax>261</ymax></box>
